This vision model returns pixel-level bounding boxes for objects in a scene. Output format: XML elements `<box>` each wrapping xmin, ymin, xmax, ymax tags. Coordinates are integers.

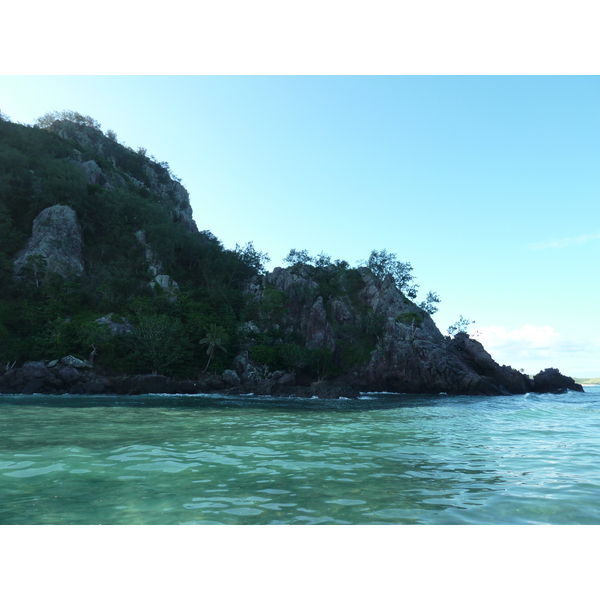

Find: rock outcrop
<box><xmin>51</xmin><ymin>120</ymin><xmax>198</xmax><ymax>233</ymax></box>
<box><xmin>243</xmin><ymin>264</ymin><xmax>582</xmax><ymax>396</ymax></box>
<box><xmin>13</xmin><ymin>205</ymin><xmax>84</xmax><ymax>279</ymax></box>
<box><xmin>94</xmin><ymin>315</ymin><xmax>134</xmax><ymax>336</ymax></box>
<box><xmin>532</xmin><ymin>368</ymin><xmax>584</xmax><ymax>394</ymax></box>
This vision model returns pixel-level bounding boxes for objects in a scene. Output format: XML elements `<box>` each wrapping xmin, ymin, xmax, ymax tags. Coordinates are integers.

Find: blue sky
<box><xmin>1</xmin><ymin>75</ymin><xmax>598</xmax><ymax>376</ymax></box>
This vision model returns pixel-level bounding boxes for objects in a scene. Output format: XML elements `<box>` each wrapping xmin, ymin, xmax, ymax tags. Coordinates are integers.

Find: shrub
<box><xmin>396</xmin><ymin>312</ymin><xmax>424</xmax><ymax>327</ymax></box>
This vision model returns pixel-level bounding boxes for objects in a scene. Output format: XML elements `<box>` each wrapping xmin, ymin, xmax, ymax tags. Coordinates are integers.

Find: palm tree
<box><xmin>199</xmin><ymin>324</ymin><xmax>228</xmax><ymax>372</ymax></box>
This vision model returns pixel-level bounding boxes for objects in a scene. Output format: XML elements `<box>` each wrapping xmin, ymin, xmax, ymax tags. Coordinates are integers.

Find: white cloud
<box><xmin>528</xmin><ymin>231</ymin><xmax>600</xmax><ymax>250</ymax></box>
<box><xmin>473</xmin><ymin>324</ymin><xmax>559</xmax><ymax>349</ymax></box>
<box><xmin>470</xmin><ymin>324</ymin><xmax>600</xmax><ymax>377</ymax></box>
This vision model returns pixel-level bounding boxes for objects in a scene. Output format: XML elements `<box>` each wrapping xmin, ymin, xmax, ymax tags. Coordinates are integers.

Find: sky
<box><xmin>0</xmin><ymin>3</ymin><xmax>596</xmax><ymax>581</ymax></box>
<box><xmin>1</xmin><ymin>75</ymin><xmax>598</xmax><ymax>377</ymax></box>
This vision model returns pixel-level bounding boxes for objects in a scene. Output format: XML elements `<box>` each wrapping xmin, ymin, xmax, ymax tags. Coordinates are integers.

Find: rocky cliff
<box><xmin>242</xmin><ymin>264</ymin><xmax>582</xmax><ymax>396</ymax></box>
<box><xmin>0</xmin><ymin>115</ymin><xmax>583</xmax><ymax>397</ymax></box>
<box><xmin>50</xmin><ymin>120</ymin><xmax>198</xmax><ymax>234</ymax></box>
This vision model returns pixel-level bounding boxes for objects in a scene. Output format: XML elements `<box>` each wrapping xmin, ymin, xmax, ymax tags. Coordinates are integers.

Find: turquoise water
<box><xmin>1</xmin><ymin>387</ymin><xmax>599</xmax><ymax>524</ymax></box>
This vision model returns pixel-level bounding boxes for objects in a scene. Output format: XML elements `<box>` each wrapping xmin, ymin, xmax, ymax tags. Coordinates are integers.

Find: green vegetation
<box><xmin>573</xmin><ymin>377</ymin><xmax>600</xmax><ymax>385</ymax></box>
<box><xmin>0</xmin><ymin>112</ymin><xmax>442</xmax><ymax>382</ymax></box>
<box><xmin>396</xmin><ymin>312</ymin><xmax>424</xmax><ymax>327</ymax></box>
<box><xmin>0</xmin><ymin>114</ymin><xmax>266</xmax><ymax>376</ymax></box>
<box><xmin>199</xmin><ymin>324</ymin><xmax>228</xmax><ymax>372</ymax></box>
<box><xmin>447</xmin><ymin>315</ymin><xmax>475</xmax><ymax>336</ymax></box>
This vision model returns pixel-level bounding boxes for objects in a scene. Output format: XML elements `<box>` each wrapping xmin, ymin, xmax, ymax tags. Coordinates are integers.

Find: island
<box><xmin>0</xmin><ymin>112</ymin><xmax>583</xmax><ymax>398</ymax></box>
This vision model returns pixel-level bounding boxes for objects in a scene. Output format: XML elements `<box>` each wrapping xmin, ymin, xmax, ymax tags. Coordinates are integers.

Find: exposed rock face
<box><xmin>220</xmin><ymin>369</ymin><xmax>240</xmax><ymax>387</ymax></box>
<box><xmin>95</xmin><ymin>315</ymin><xmax>134</xmax><ymax>336</ymax></box>
<box><xmin>532</xmin><ymin>368</ymin><xmax>584</xmax><ymax>394</ymax></box>
<box><xmin>244</xmin><ymin>264</ymin><xmax>552</xmax><ymax>396</ymax></box>
<box><xmin>61</xmin><ymin>355</ymin><xmax>90</xmax><ymax>368</ymax></box>
<box><xmin>13</xmin><ymin>205</ymin><xmax>84</xmax><ymax>279</ymax></box>
<box><xmin>79</xmin><ymin>159</ymin><xmax>109</xmax><ymax>188</ymax></box>
<box><xmin>447</xmin><ymin>333</ymin><xmax>531</xmax><ymax>395</ymax></box>
<box><xmin>51</xmin><ymin>120</ymin><xmax>198</xmax><ymax>233</ymax></box>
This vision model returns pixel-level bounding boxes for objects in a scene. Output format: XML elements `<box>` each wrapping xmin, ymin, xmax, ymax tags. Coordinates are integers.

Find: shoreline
<box><xmin>1</xmin><ymin>357</ymin><xmax>585</xmax><ymax>400</ymax></box>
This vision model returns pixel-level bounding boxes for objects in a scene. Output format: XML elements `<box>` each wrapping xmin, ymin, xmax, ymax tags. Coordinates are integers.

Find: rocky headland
<box><xmin>0</xmin><ymin>113</ymin><xmax>584</xmax><ymax>400</ymax></box>
<box><xmin>0</xmin><ymin>260</ymin><xmax>584</xmax><ymax>398</ymax></box>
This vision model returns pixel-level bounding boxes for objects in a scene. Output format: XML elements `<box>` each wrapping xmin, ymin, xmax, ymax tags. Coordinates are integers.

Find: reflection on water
<box><xmin>1</xmin><ymin>389</ymin><xmax>599</xmax><ymax>524</ymax></box>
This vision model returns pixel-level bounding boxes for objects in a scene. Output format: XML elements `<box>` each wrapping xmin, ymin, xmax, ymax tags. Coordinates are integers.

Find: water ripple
<box><xmin>1</xmin><ymin>388</ymin><xmax>599</xmax><ymax>523</ymax></box>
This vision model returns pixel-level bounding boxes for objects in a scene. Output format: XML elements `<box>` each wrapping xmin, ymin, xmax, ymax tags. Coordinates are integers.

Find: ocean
<box><xmin>1</xmin><ymin>387</ymin><xmax>599</xmax><ymax>525</ymax></box>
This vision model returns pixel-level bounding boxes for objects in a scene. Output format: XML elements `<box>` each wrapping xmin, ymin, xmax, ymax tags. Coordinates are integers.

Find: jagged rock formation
<box><xmin>532</xmin><ymin>368</ymin><xmax>584</xmax><ymax>394</ymax></box>
<box><xmin>52</xmin><ymin>120</ymin><xmax>198</xmax><ymax>233</ymax></box>
<box><xmin>13</xmin><ymin>205</ymin><xmax>84</xmax><ymax>279</ymax></box>
<box><xmin>244</xmin><ymin>264</ymin><xmax>580</xmax><ymax>396</ymax></box>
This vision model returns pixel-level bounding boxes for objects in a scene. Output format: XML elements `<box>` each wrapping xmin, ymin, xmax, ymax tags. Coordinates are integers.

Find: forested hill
<box><xmin>0</xmin><ymin>111</ymin><xmax>268</xmax><ymax>376</ymax></box>
<box><xmin>0</xmin><ymin>111</ymin><xmax>583</xmax><ymax>397</ymax></box>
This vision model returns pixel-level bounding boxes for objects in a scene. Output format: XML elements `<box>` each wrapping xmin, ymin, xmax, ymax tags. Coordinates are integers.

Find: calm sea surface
<box><xmin>1</xmin><ymin>387</ymin><xmax>599</xmax><ymax>525</ymax></box>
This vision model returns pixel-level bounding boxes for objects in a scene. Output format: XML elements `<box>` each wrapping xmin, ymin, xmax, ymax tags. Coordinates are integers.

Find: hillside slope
<box><xmin>0</xmin><ymin>113</ymin><xmax>583</xmax><ymax>396</ymax></box>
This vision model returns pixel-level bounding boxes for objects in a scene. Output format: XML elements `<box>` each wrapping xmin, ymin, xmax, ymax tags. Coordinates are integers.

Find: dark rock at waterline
<box><xmin>22</xmin><ymin>361</ymin><xmax>50</xmax><ymax>381</ymax></box>
<box><xmin>111</xmin><ymin>377</ymin><xmax>133</xmax><ymax>395</ymax></box>
<box><xmin>273</xmin><ymin>386</ymin><xmax>314</xmax><ymax>398</ymax></box>
<box><xmin>45</xmin><ymin>377</ymin><xmax>66</xmax><ymax>390</ymax></box>
<box><xmin>449</xmin><ymin>333</ymin><xmax>532</xmax><ymax>395</ymax></box>
<box><xmin>222</xmin><ymin>369</ymin><xmax>241</xmax><ymax>387</ymax></box>
<box><xmin>57</xmin><ymin>366</ymin><xmax>82</xmax><ymax>385</ymax></box>
<box><xmin>130</xmin><ymin>374</ymin><xmax>176</xmax><ymax>395</ymax></box>
<box><xmin>177</xmin><ymin>381</ymin><xmax>202</xmax><ymax>394</ymax></box>
<box><xmin>255</xmin><ymin>379</ymin><xmax>278</xmax><ymax>396</ymax></box>
<box><xmin>0</xmin><ymin>359</ymin><xmax>584</xmax><ymax>399</ymax></box>
<box><xmin>21</xmin><ymin>379</ymin><xmax>45</xmax><ymax>394</ymax></box>
<box><xmin>311</xmin><ymin>379</ymin><xmax>360</xmax><ymax>399</ymax></box>
<box><xmin>82</xmin><ymin>381</ymin><xmax>106</xmax><ymax>394</ymax></box>
<box><xmin>277</xmin><ymin>373</ymin><xmax>296</xmax><ymax>386</ymax></box>
<box><xmin>1</xmin><ymin>369</ymin><xmax>24</xmax><ymax>391</ymax></box>
<box><xmin>532</xmin><ymin>368</ymin><xmax>584</xmax><ymax>394</ymax></box>
<box><xmin>207</xmin><ymin>377</ymin><xmax>227</xmax><ymax>391</ymax></box>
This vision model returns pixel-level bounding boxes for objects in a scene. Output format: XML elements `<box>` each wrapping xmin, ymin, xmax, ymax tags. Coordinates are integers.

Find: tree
<box><xmin>130</xmin><ymin>314</ymin><xmax>189</xmax><ymax>375</ymax></box>
<box><xmin>234</xmin><ymin>241</ymin><xmax>270</xmax><ymax>275</ymax></box>
<box><xmin>447</xmin><ymin>315</ymin><xmax>475</xmax><ymax>337</ymax></box>
<box><xmin>283</xmin><ymin>248</ymin><xmax>313</xmax><ymax>267</ymax></box>
<box><xmin>283</xmin><ymin>249</ymin><xmax>333</xmax><ymax>269</ymax></box>
<box><xmin>19</xmin><ymin>254</ymin><xmax>47</xmax><ymax>287</ymax></box>
<box><xmin>34</xmin><ymin>110</ymin><xmax>102</xmax><ymax>130</ymax></box>
<box><xmin>419</xmin><ymin>291</ymin><xmax>441</xmax><ymax>315</ymax></box>
<box><xmin>361</xmin><ymin>249</ymin><xmax>419</xmax><ymax>299</ymax></box>
<box><xmin>199</xmin><ymin>323</ymin><xmax>228</xmax><ymax>372</ymax></box>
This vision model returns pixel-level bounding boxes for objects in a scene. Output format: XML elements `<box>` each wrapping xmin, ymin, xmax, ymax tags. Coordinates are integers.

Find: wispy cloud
<box><xmin>528</xmin><ymin>232</ymin><xmax>600</xmax><ymax>250</ymax></box>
